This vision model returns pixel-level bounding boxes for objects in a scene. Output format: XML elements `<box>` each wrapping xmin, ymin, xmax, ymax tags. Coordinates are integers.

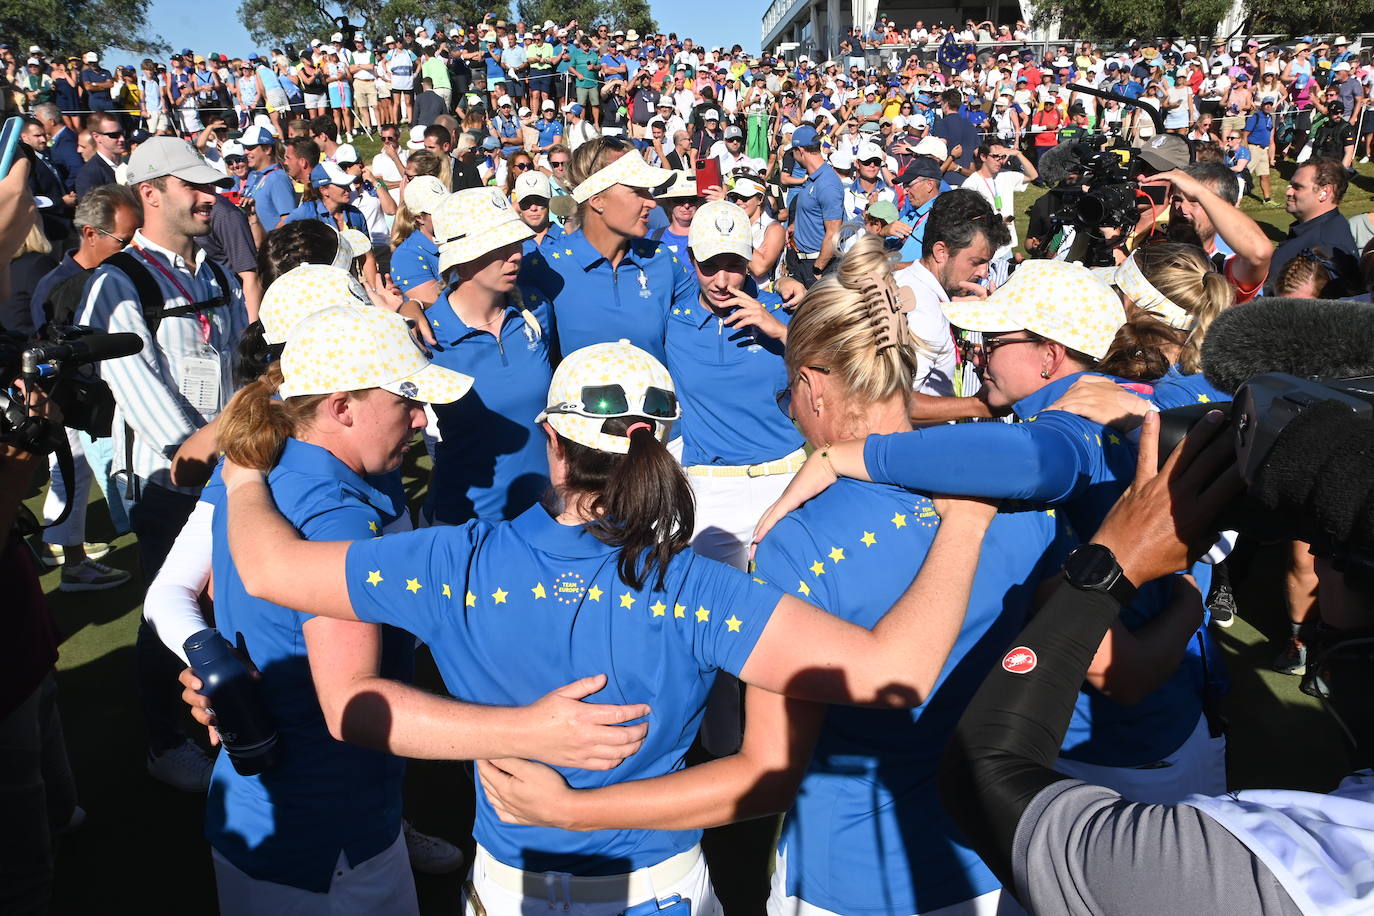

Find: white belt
<box><xmin>686</xmin><ymin>448</ymin><xmax>806</xmax><ymax>478</ymax></box>
<box><xmin>793</xmin><ymin>250</ymin><xmax>820</xmax><ymax>260</ymax></box>
<box><xmin>474</xmin><ymin>845</ymin><xmax>701</xmax><ymax>904</ymax></box>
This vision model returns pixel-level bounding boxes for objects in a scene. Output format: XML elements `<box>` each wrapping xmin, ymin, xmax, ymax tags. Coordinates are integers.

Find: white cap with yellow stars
<box><xmin>433</xmin><ymin>187</ymin><xmax>535</xmax><ymax>274</ymax></box>
<box><xmin>536</xmin><ymin>340</ymin><xmax>680</xmax><ymax>454</ymax></box>
<box><xmin>259</xmin><ymin>264</ymin><xmax>371</xmax><ymax>345</ymax></box>
<box><xmin>331</xmin><ymin>228</ymin><xmax>373</xmax><ymax>270</ymax></box>
<box><xmin>941</xmin><ymin>260</ymin><xmax>1127</xmax><ymax>361</ymax></box>
<box><xmin>279</xmin><ymin>305</ymin><xmax>475</xmax><ymax>403</ymax></box>
<box><xmin>688</xmin><ymin>200</ymin><xmax>754</xmax><ymax>262</ymax></box>
<box><xmin>571</xmin><ymin>148</ymin><xmax>674</xmax><ymax>203</ymax></box>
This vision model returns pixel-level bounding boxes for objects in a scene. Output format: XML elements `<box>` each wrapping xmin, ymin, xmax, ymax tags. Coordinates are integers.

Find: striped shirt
<box><xmin>78</xmin><ymin>230</ymin><xmax>246</xmax><ymax>494</ymax></box>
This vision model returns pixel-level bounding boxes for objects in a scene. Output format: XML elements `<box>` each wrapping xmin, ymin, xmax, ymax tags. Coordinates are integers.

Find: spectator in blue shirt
<box><xmin>785</xmin><ymin>124</ymin><xmax>845</xmax><ymax>285</ymax></box>
<box><xmin>1243</xmin><ymin>99</ymin><xmax>1277</xmax><ymax>203</ymax></box>
<box><xmin>239</xmin><ymin>125</ymin><xmax>296</xmax><ymax>230</ymax></box>
<box><xmin>389</xmin><ymin>175</ymin><xmax>448</xmax><ymax>306</ymax></box>
<box><xmin>531</xmin><ymin>100</ymin><xmax>564</xmax><ymax>153</ymax></box>
<box><xmin>284</xmin><ymin>163</ymin><xmax>378</xmax><ymax>285</ymax></box>
<box><xmin>893</xmin><ymin>156</ymin><xmax>943</xmax><ymax>262</ymax></box>
<box><xmin>930</xmin><ymin>88</ymin><xmax>979</xmax><ymax>173</ymax></box>
<box><xmin>79</xmin><ymin>51</ymin><xmax>115</xmax><ymax>112</ymax></box>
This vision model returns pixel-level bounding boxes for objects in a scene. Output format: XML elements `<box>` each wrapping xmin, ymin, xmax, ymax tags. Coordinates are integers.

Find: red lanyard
<box><xmin>133</xmin><ymin>246</ymin><xmax>212</xmax><ymax>343</ymax></box>
<box><xmin>246</xmin><ymin>164</ymin><xmax>279</xmax><ymax>198</ymax></box>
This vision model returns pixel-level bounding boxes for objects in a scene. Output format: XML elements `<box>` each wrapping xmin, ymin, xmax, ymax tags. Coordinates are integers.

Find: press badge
<box><xmin>622</xmin><ymin>894</ymin><xmax>689</xmax><ymax>916</ymax></box>
<box><xmin>180</xmin><ymin>350</ymin><xmax>221</xmax><ymax>415</ymax></box>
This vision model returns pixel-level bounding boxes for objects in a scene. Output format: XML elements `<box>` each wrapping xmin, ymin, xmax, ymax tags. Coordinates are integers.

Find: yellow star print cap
<box><xmin>941</xmin><ymin>260</ymin><xmax>1127</xmax><ymax>361</ymax></box>
<box><xmin>433</xmin><ymin>187</ymin><xmax>534</xmax><ymax>274</ymax></box>
<box><xmin>536</xmin><ymin>339</ymin><xmax>681</xmax><ymax>454</ymax></box>
<box><xmin>279</xmin><ymin>305</ymin><xmax>475</xmax><ymax>403</ymax></box>
<box><xmin>689</xmin><ymin>200</ymin><xmax>753</xmax><ymax>261</ymax></box>
<box><xmin>402</xmin><ymin>175</ymin><xmax>449</xmax><ymax>215</ymax></box>
<box><xmin>571</xmin><ymin>147</ymin><xmax>674</xmax><ymax>203</ymax></box>
<box><xmin>259</xmin><ymin>264</ymin><xmax>371</xmax><ymax>344</ymax></box>
<box><xmin>331</xmin><ymin>227</ymin><xmax>372</xmax><ymax>270</ymax></box>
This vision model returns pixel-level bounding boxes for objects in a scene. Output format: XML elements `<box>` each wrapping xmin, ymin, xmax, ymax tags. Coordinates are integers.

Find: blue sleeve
<box><xmin>281</xmin><ymin>203</ymin><xmax>304</xmax><ymax>225</ymax></box>
<box><xmin>391</xmin><ymin>241</ymin><xmax>438</xmax><ymax>292</ymax></box>
<box><xmin>669</xmin><ymin>249</ymin><xmax>697</xmax><ymax>307</ymax></box>
<box><xmin>861</xmin><ymin>415</ymin><xmax>1100</xmax><ymax>504</ymax></box>
<box><xmin>344</xmin><ymin>524</ymin><xmax>482</xmax><ymax>645</ymax></box>
<box><xmin>683</xmin><ymin>557</ymin><xmax>784</xmax><ymax>677</ymax></box>
<box><xmin>818</xmin><ymin>179</ymin><xmax>845</xmax><ymax>222</ymax></box>
<box><xmin>263</xmin><ymin>175</ymin><xmax>297</xmax><ymax>226</ymax></box>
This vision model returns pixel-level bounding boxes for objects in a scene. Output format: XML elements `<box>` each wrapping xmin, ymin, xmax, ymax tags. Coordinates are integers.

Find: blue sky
<box><xmin>111</xmin><ymin>0</ymin><xmax>756</xmax><ymax>64</ymax></box>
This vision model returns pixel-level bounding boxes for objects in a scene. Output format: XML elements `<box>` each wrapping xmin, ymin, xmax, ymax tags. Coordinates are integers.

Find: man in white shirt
<box><xmin>964</xmin><ymin>142</ymin><xmax>1036</xmax><ymax>285</ymax></box>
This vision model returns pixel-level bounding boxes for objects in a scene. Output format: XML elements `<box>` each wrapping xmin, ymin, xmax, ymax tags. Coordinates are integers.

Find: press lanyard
<box><xmin>134</xmin><ymin>246</ymin><xmax>212</xmax><ymax>343</ymax></box>
<box><xmin>246</xmin><ymin>164</ymin><xmax>279</xmax><ymax>198</ymax></box>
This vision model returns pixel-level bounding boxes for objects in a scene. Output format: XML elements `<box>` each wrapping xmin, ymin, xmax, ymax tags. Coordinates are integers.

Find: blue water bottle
<box><xmin>183</xmin><ymin>628</ymin><xmax>279</xmax><ymax>776</ymax></box>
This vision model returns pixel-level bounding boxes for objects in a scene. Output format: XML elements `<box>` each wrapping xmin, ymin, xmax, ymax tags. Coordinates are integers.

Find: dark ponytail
<box><xmin>559</xmin><ymin>417</ymin><xmax>695</xmax><ymax>591</ymax></box>
<box><xmin>232</xmin><ymin>320</ymin><xmax>285</xmax><ymax>388</ymax></box>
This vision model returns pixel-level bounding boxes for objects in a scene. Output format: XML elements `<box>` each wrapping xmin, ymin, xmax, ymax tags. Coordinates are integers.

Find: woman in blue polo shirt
<box><xmin>756</xmin><ymin>258</ymin><xmax>1225</xmax><ymax>805</ymax></box>
<box><xmin>388</xmin><ymin>175</ymin><xmax>447</xmax><ymax>306</ymax></box>
<box><xmin>475</xmin><ymin>234</ymin><xmax>1061</xmax><ymax>916</ymax></box>
<box><xmin>284</xmin><ymin>162</ymin><xmax>378</xmax><ymax>285</ymax></box>
<box><xmin>520</xmin><ymin>137</ymin><xmax>697</xmax><ymax>363</ymax></box>
<box><xmin>421</xmin><ymin>187</ymin><xmax>555</xmax><ymax>525</ymax></box>
<box><xmin>219</xmin><ymin>337</ymin><xmax>1007</xmax><ymax>916</ymax></box>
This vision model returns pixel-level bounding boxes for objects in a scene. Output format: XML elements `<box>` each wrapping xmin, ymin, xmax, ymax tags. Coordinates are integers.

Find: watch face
<box><xmin>1066</xmin><ymin>545</ymin><xmax>1117</xmax><ymax>589</ymax></box>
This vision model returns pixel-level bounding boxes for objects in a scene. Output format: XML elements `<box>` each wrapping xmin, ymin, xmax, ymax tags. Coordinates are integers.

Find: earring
<box><xmin>1040</xmin><ymin>369</ymin><xmax>1050</xmax><ymax>379</ymax></box>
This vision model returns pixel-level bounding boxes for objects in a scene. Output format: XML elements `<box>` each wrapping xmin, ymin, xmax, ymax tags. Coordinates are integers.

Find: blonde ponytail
<box><xmin>217</xmin><ymin>364</ymin><xmax>330</xmax><ymax>470</ymax></box>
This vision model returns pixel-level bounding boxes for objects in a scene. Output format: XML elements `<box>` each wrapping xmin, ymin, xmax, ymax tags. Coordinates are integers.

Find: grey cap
<box><xmin>126</xmin><ymin>136</ymin><xmax>232</xmax><ymax>188</ymax></box>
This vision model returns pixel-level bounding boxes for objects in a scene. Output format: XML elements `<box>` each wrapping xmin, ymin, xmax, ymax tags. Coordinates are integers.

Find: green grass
<box><xmin>35</xmin><ymin>152</ymin><xmax>1374</xmax><ymax>912</ymax></box>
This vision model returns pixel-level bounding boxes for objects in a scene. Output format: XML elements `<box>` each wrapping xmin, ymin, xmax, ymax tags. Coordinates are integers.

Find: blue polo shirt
<box><xmin>282</xmin><ymin>200</ymin><xmax>367</xmax><ymax>233</ymax></box>
<box><xmin>897</xmin><ymin>195</ymin><xmax>936</xmax><ymax>262</ymax></box>
<box><xmin>520</xmin><ymin>229</ymin><xmax>696</xmax><ymax>364</ymax></box>
<box><xmin>80</xmin><ymin>67</ymin><xmax>114</xmax><ymax>109</ymax></box>
<box><xmin>861</xmin><ymin>372</ymin><xmax>1203</xmax><ymax>767</ymax></box>
<box><xmin>665</xmin><ymin>283</ymin><xmax>802</xmax><ymax>466</ymax></box>
<box><xmin>343</xmin><ymin>504</ymin><xmax>784</xmax><ymax>874</ymax></box>
<box><xmin>534</xmin><ymin>117</ymin><xmax>563</xmax><ymax>147</ymax></box>
<box><xmin>1149</xmin><ymin>364</ymin><xmax>1229</xmax><ymax>411</ymax></box>
<box><xmin>205</xmin><ymin>439</ymin><xmax>415</xmax><ymax>892</ymax></box>
<box><xmin>658</xmin><ymin>227</ymin><xmax>689</xmax><ymax>254</ymax></box>
<box><xmin>524</xmin><ymin>223</ymin><xmax>564</xmax><ymax>257</ymax></box>
<box><xmin>792</xmin><ymin>163</ymin><xmax>845</xmax><ymax>254</ymax></box>
<box><xmin>245</xmin><ymin>164</ymin><xmax>297</xmax><ymax>229</ymax></box>
<box><xmin>1244</xmin><ymin>111</ymin><xmax>1274</xmax><ymax>147</ymax></box>
<box><xmin>423</xmin><ymin>285</ymin><xmax>554</xmax><ymax>525</ymax></box>
<box><xmin>757</xmin><ymin>480</ymin><xmax>1058</xmax><ymax>914</ymax></box>
<box><xmin>390</xmin><ymin>231</ymin><xmax>440</xmax><ymax>295</ymax></box>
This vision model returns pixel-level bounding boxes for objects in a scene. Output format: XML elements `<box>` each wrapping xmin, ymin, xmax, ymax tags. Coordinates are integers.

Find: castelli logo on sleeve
<box><xmin>1001</xmin><ymin>646</ymin><xmax>1038</xmax><ymax>674</ymax></box>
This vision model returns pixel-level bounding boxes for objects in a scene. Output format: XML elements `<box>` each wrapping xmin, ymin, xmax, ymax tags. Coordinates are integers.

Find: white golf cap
<box><xmin>258</xmin><ymin>264</ymin><xmax>371</xmax><ymax>344</ymax></box>
<box><xmin>239</xmin><ymin>125</ymin><xmax>276</xmax><ymax>146</ymax></box>
<box><xmin>655</xmin><ymin>170</ymin><xmax>698</xmax><ymax>199</ymax></box>
<box><xmin>703</xmin><ymin>109</ymin><xmax>720</xmax><ymax>120</ymax></box>
<box><xmin>498</xmin><ymin>94</ymin><xmax>513</xmax><ymax>106</ymax></box>
<box><xmin>433</xmin><ymin>187</ymin><xmax>534</xmax><ymax>273</ymax></box>
<box><xmin>855</xmin><ymin>141</ymin><xmax>885</xmax><ymax>162</ymax></box>
<box><xmin>519</xmin><ymin>106</ymin><xmax>531</xmax><ymax>117</ymax></box>
<box><xmin>572</xmin><ymin>149</ymin><xmax>672</xmax><ymax>202</ymax></box>
<box><xmin>280</xmin><ymin>305</ymin><xmax>473</xmax><ymax>403</ymax></box>
<box><xmin>541</xmin><ymin>98</ymin><xmax>556</xmax><ymax>109</ymax></box>
<box><xmin>688</xmin><ymin>200</ymin><xmax>753</xmax><ymax>261</ymax></box>
<box><xmin>907</xmin><ymin>113</ymin><xmax>929</xmax><ymax>130</ymax></box>
<box><xmin>333</xmin><ymin>143</ymin><xmax>360</xmax><ymax>165</ymax></box>
<box><xmin>730</xmin><ymin>176</ymin><xmax>765</xmax><ymax>198</ymax></box>
<box><xmin>913</xmin><ymin>136</ymin><xmax>947</xmax><ymax>159</ymax></box>
<box><xmin>941</xmin><ymin>260</ymin><xmax>1126</xmax><ymax>361</ymax></box>
<box><xmin>84</xmin><ymin>51</ymin><xmax>98</xmax><ymax>62</ymax></box>
<box><xmin>513</xmin><ymin>170</ymin><xmax>553</xmax><ymax>204</ymax></box>
<box><xmin>384</xmin><ymin>35</ymin><xmax>396</xmax><ymax>44</ymax></box>
<box><xmin>829</xmin><ymin>150</ymin><xmax>854</xmax><ymax>170</ymax></box>
<box><xmin>331</xmin><ymin>32</ymin><xmax>343</xmax><ymax>42</ymax></box>
<box><xmin>536</xmin><ymin>340</ymin><xmax>679</xmax><ymax>454</ymax></box>
<box><xmin>126</xmin><ymin>136</ymin><xmax>232</xmax><ymax>188</ymax></box>
<box><xmin>407</xmin><ymin>125</ymin><xmax>427</xmax><ymax>150</ymax></box>
<box><xmin>403</xmin><ymin>175</ymin><xmax>449</xmax><ymax>215</ymax></box>
<box><xmin>220</xmin><ymin>140</ymin><xmax>246</xmax><ymax>159</ymax></box>
<box><xmin>309</xmin><ymin>161</ymin><xmax>359</xmax><ymax>188</ymax></box>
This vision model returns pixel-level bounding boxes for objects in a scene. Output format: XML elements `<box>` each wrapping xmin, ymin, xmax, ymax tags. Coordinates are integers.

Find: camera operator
<box><xmin>1144</xmin><ymin>162</ymin><xmax>1272</xmax><ymax>302</ymax></box>
<box><xmin>0</xmin><ymin>158</ymin><xmax>81</xmax><ymax>916</ymax></box>
<box><xmin>940</xmin><ymin>408</ymin><xmax>1374</xmax><ymax>916</ymax></box>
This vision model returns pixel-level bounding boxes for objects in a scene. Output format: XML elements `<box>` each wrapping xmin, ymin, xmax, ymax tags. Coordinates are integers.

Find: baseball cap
<box><xmin>829</xmin><ymin>150</ymin><xmax>854</xmax><ymax>170</ymax></box>
<box><xmin>280</xmin><ymin>305</ymin><xmax>472</xmax><ymax>403</ymax></box>
<box><xmin>402</xmin><ymin>175</ymin><xmax>449</xmax><ymax>215</ymax></box>
<box><xmin>536</xmin><ymin>340</ymin><xmax>680</xmax><ymax>454</ymax></box>
<box><xmin>310</xmin><ymin>162</ymin><xmax>360</xmax><ymax>188</ymax></box>
<box><xmin>572</xmin><ymin>149</ymin><xmax>673</xmax><ymax>202</ymax></box>
<box><xmin>855</xmin><ymin>141</ymin><xmax>885</xmax><ymax>163</ymax></box>
<box><xmin>1138</xmin><ymin>134</ymin><xmax>1191</xmax><ymax>172</ymax></box>
<box><xmin>220</xmin><ymin>140</ymin><xmax>246</xmax><ymax>160</ymax></box>
<box><xmin>895</xmin><ymin>156</ymin><xmax>942</xmax><ymax>183</ymax></box>
<box><xmin>729</xmin><ymin>176</ymin><xmax>765</xmax><ymax>198</ymax></box>
<box><xmin>481</xmin><ymin>136</ymin><xmax>501</xmax><ymax>152</ymax></box>
<box><xmin>542</xmin><ymin>98</ymin><xmax>556</xmax><ymax>110</ymax></box>
<box><xmin>703</xmin><ymin>109</ymin><xmax>720</xmax><ymax>120</ymax></box>
<box><xmin>906</xmin><ymin>113</ymin><xmax>929</xmax><ymax>130</ymax></box>
<box><xmin>498</xmin><ymin>94</ymin><xmax>513</xmax><ymax>106</ymax></box>
<box><xmin>433</xmin><ymin>187</ymin><xmax>534</xmax><ymax>273</ymax></box>
<box><xmin>513</xmin><ymin>170</ymin><xmax>553</xmax><ymax>204</ymax></box>
<box><xmin>239</xmin><ymin>125</ymin><xmax>276</xmax><ymax>147</ymax></box>
<box><xmin>333</xmin><ymin>143</ymin><xmax>360</xmax><ymax>165</ymax></box>
<box><xmin>866</xmin><ymin>200</ymin><xmax>899</xmax><ymax>222</ymax></box>
<box><xmin>913</xmin><ymin>136</ymin><xmax>948</xmax><ymax>160</ymax></box>
<box><xmin>258</xmin><ymin>264</ymin><xmax>371</xmax><ymax>344</ymax></box>
<box><xmin>407</xmin><ymin>125</ymin><xmax>427</xmax><ymax>150</ymax></box>
<box><xmin>127</xmin><ymin>137</ymin><xmax>232</xmax><ymax>188</ymax></box>
<box><xmin>724</xmin><ymin>125</ymin><xmax>743</xmax><ymax>139</ymax></box>
<box><xmin>567</xmin><ymin>103</ymin><xmax>585</xmax><ymax>116</ymax></box>
<box><xmin>688</xmin><ymin>200</ymin><xmax>752</xmax><ymax>261</ymax></box>
<box><xmin>941</xmin><ymin>260</ymin><xmax>1125</xmax><ymax>360</ymax></box>
<box><xmin>656</xmin><ymin>170</ymin><xmax>698</xmax><ymax>199</ymax></box>
<box><xmin>83</xmin><ymin>51</ymin><xmax>98</xmax><ymax>62</ymax></box>
<box><xmin>1335</xmin><ymin>61</ymin><xmax>1352</xmax><ymax>72</ymax></box>
<box><xmin>791</xmin><ymin>124</ymin><xmax>821</xmax><ymax>147</ymax></box>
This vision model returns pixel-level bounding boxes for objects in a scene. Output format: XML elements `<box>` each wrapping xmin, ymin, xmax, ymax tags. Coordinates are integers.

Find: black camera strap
<box><xmin>43</xmin><ymin>430</ymin><xmax>78</xmax><ymax>529</ymax></box>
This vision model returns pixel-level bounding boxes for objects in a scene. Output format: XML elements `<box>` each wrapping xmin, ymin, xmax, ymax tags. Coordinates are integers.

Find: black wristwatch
<box><xmin>1062</xmin><ymin>543</ymin><xmax>1137</xmax><ymax>606</ymax></box>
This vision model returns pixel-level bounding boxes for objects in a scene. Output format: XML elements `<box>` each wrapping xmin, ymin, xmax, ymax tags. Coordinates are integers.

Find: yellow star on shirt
<box><xmin>532</xmin><ymin>582</ymin><xmax>547</xmax><ymax>599</ymax></box>
<box><xmin>442</xmin><ymin>584</ymin><xmax>452</xmax><ymax>599</ymax></box>
<box><xmin>695</xmin><ymin>606</ymin><xmax>710</xmax><ymax>622</ymax></box>
<box><xmin>725</xmin><ymin>615</ymin><xmax>742</xmax><ymax>633</ymax></box>
<box><xmin>405</xmin><ymin>578</ymin><xmax>422</xmax><ymax>594</ymax></box>
<box><xmin>860</xmin><ymin>531</ymin><xmax>877</xmax><ymax>547</ymax></box>
<box><xmin>367</xmin><ymin>520</ymin><xmax>378</xmax><ymax>533</ymax></box>
<box><xmin>798</xmin><ymin>580</ymin><xmax>811</xmax><ymax>597</ymax></box>
<box><xmin>809</xmin><ymin>560</ymin><xmax>825</xmax><ymax>576</ymax></box>
<box><xmin>619</xmin><ymin>592</ymin><xmax>636</xmax><ymax>609</ymax></box>
<box><xmin>828</xmin><ymin>546</ymin><xmax>845</xmax><ymax>563</ymax></box>
<box><xmin>650</xmin><ymin>600</ymin><xmax>667</xmax><ymax>617</ymax></box>
<box><xmin>366</xmin><ymin>569</ymin><xmax>383</xmax><ymax>586</ymax></box>
<box><xmin>465</xmin><ymin>590</ymin><xmax>477</xmax><ymax>607</ymax></box>
<box><xmin>674</xmin><ymin>602</ymin><xmax>687</xmax><ymax>618</ymax></box>
<box><xmin>891</xmin><ymin>512</ymin><xmax>907</xmax><ymax>529</ymax></box>
<box><xmin>1108</xmin><ymin>433</ymin><xmax>1122</xmax><ymax>445</ymax></box>
<box><xmin>752</xmin><ymin>576</ymin><xmax>767</xmax><ymax>585</ymax></box>
<box><xmin>492</xmin><ymin>587</ymin><xmax>509</xmax><ymax>605</ymax></box>
<box><xmin>1197</xmin><ymin>393</ymin><xmax>1212</xmax><ymax>403</ymax></box>
<box><xmin>588</xmin><ymin>585</ymin><xmax>604</xmax><ymax>602</ymax></box>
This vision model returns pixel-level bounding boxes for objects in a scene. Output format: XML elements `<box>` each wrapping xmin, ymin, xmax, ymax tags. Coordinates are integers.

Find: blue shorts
<box><xmin>529</xmin><ymin>73</ymin><xmax>553</xmax><ymax>95</ymax></box>
<box><xmin>329</xmin><ymin>83</ymin><xmax>352</xmax><ymax>109</ymax></box>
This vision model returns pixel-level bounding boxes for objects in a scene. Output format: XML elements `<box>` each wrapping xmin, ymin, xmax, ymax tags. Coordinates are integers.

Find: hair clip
<box><xmin>858</xmin><ymin>272</ymin><xmax>916</xmax><ymax>351</ymax></box>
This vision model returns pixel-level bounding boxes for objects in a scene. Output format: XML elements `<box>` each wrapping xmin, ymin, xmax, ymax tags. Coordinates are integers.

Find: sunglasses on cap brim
<box><xmin>545</xmin><ymin>384</ymin><xmax>680</xmax><ymax>420</ymax></box>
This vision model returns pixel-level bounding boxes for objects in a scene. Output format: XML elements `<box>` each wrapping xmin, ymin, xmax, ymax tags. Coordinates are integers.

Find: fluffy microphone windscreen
<box><xmin>1201</xmin><ymin>298</ymin><xmax>1374</xmax><ymax>394</ymax></box>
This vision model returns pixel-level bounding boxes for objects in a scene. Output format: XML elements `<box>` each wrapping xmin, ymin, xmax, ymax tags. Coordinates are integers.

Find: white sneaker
<box><xmin>1362</xmin><ymin>156</ymin><xmax>1371</xmax><ymax>164</ymax></box>
<box><xmin>147</xmin><ymin>740</ymin><xmax>215</xmax><ymax>792</ymax></box>
<box><xmin>59</xmin><ymin>558</ymin><xmax>131</xmax><ymax>592</ymax></box>
<box><xmin>402</xmin><ymin>820</ymin><xmax>464</xmax><ymax>874</ymax></box>
<box><xmin>33</xmin><ymin>541</ymin><xmax>111</xmax><ymax>567</ymax></box>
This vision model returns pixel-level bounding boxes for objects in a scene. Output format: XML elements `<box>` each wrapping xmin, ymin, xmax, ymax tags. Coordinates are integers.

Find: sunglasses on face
<box><xmin>97</xmin><ymin>130</ymin><xmax>125</xmax><ymax>139</ymax></box>
<box><xmin>513</xmin><ymin>161</ymin><xmax>532</xmax><ymax>170</ymax></box>
<box><xmin>957</xmin><ymin>335</ymin><xmax>1039</xmax><ymax>362</ymax></box>
<box><xmin>549</xmin><ymin>159</ymin><xmax>568</xmax><ymax>167</ymax></box>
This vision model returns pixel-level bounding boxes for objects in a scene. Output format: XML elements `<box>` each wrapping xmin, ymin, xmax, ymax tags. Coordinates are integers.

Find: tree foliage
<box><xmin>0</xmin><ymin>0</ymin><xmax>167</xmax><ymax>56</ymax></box>
<box><xmin>1030</xmin><ymin>0</ymin><xmax>1231</xmax><ymax>42</ymax></box>
<box><xmin>513</xmin><ymin>0</ymin><xmax>655</xmax><ymax>35</ymax></box>
<box><xmin>236</xmin><ymin>0</ymin><xmax>503</xmax><ymax>49</ymax></box>
<box><xmin>1243</xmin><ymin>0</ymin><xmax>1374</xmax><ymax>37</ymax></box>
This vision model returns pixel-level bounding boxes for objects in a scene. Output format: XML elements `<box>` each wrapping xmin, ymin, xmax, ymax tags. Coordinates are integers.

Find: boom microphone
<box><xmin>21</xmin><ymin>332</ymin><xmax>144</xmax><ymax>373</ymax></box>
<box><xmin>1201</xmin><ymin>298</ymin><xmax>1374</xmax><ymax>394</ymax></box>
